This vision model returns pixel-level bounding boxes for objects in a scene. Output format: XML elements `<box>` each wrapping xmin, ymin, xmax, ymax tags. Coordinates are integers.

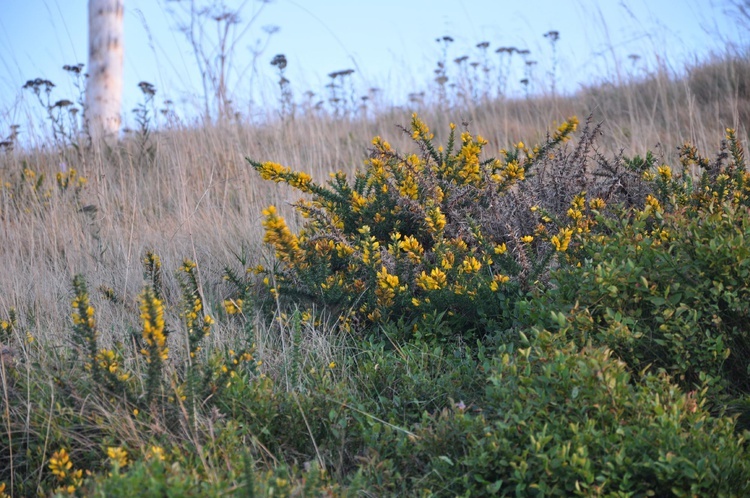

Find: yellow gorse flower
<box><xmin>224</xmin><ymin>298</ymin><xmax>243</xmax><ymax>315</ymax></box>
<box><xmin>49</xmin><ymin>449</ymin><xmax>73</xmax><ymax>479</ymax></box>
<box><xmin>461</xmin><ymin>256</ymin><xmax>482</xmax><ymax>273</ymax></box>
<box><xmin>489</xmin><ymin>274</ymin><xmax>511</xmax><ymax>291</ymax></box>
<box><xmin>416</xmin><ymin>267</ymin><xmax>448</xmax><ymax>291</ymax></box>
<box><xmin>146</xmin><ymin>445</ymin><xmax>166</xmax><ymax>461</ymax></box>
<box><xmin>350</xmin><ymin>191</ymin><xmax>368</xmax><ymax>212</ymax></box>
<box><xmin>256</xmin><ymin>162</ymin><xmax>314</xmax><ymax>193</ymax></box>
<box><xmin>551</xmin><ymin>227</ymin><xmax>574</xmax><ymax>252</ymax></box>
<box><xmin>398</xmin><ymin>235</ymin><xmax>424</xmax><ymax>262</ymax></box>
<box><xmin>398</xmin><ymin>174</ymin><xmax>419</xmax><ymax>199</ymax></box>
<box><xmin>553</xmin><ymin>116</ymin><xmax>579</xmax><ymax>142</ymax></box>
<box><xmin>375</xmin><ymin>266</ymin><xmax>405</xmax><ymax>307</ymax></box>
<box><xmin>107</xmin><ymin>446</ymin><xmax>129</xmax><ymax>467</ymax></box>
<box><xmin>262</xmin><ymin>205</ymin><xmax>303</xmax><ymax>265</ymax></box>
<box><xmin>589</xmin><ymin>197</ymin><xmax>606</xmax><ymax>210</ymax></box>
<box><xmin>425</xmin><ymin>206</ymin><xmax>446</xmax><ymax>234</ymax></box>
<box><xmin>139</xmin><ymin>287</ymin><xmax>168</xmax><ymax>362</ymax></box>
<box><xmin>411</xmin><ymin>113</ymin><xmax>434</xmax><ymax>141</ymax></box>
<box><xmin>95</xmin><ymin>349</ymin><xmax>130</xmax><ymax>381</ymax></box>
<box><xmin>645</xmin><ymin>194</ymin><xmax>663</xmax><ymax>213</ymax></box>
<box><xmin>657</xmin><ymin>165</ymin><xmax>672</xmax><ymax>181</ymax></box>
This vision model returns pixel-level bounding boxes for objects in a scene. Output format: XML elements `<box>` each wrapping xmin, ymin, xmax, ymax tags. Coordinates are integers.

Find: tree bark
<box><xmin>86</xmin><ymin>0</ymin><xmax>124</xmax><ymax>141</ymax></box>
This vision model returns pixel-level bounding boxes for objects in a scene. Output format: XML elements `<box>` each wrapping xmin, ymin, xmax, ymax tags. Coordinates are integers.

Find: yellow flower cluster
<box><xmin>657</xmin><ymin>165</ymin><xmax>672</xmax><ymax>181</ymax></box>
<box><xmin>95</xmin><ymin>349</ymin><xmax>130</xmax><ymax>382</ymax></box>
<box><xmin>489</xmin><ymin>274</ymin><xmax>511</xmax><ymax>291</ymax></box>
<box><xmin>398</xmin><ymin>173</ymin><xmax>419</xmax><ymax>199</ymax></box>
<box><xmin>644</xmin><ymin>194</ymin><xmax>663</xmax><ymax>213</ymax></box>
<box><xmin>71</xmin><ymin>297</ymin><xmax>96</xmax><ymax>330</ymax></box>
<box><xmin>552</xmin><ymin>116</ymin><xmax>579</xmax><ymax>142</ymax></box>
<box><xmin>589</xmin><ymin>198</ymin><xmax>606</xmax><ymax>211</ymax></box>
<box><xmin>398</xmin><ymin>235</ymin><xmax>424</xmax><ymax>262</ymax></box>
<box><xmin>416</xmin><ymin>267</ymin><xmax>447</xmax><ymax>291</ymax></box>
<box><xmin>461</xmin><ymin>256</ymin><xmax>482</xmax><ymax>274</ymax></box>
<box><xmin>350</xmin><ymin>191</ymin><xmax>368</xmax><ymax>212</ymax></box>
<box><xmin>224</xmin><ymin>298</ymin><xmax>243</xmax><ymax>315</ymax></box>
<box><xmin>425</xmin><ymin>206</ymin><xmax>446</xmax><ymax>235</ymax></box>
<box><xmin>49</xmin><ymin>448</ymin><xmax>83</xmax><ymax>495</ymax></box>
<box><xmin>146</xmin><ymin>445</ymin><xmax>166</xmax><ymax>461</ymax></box>
<box><xmin>256</xmin><ymin>162</ymin><xmax>314</xmax><ymax>193</ymax></box>
<box><xmin>491</xmin><ymin>160</ymin><xmax>525</xmax><ymax>185</ymax></box>
<box><xmin>56</xmin><ymin>168</ymin><xmax>87</xmax><ymax>191</ymax></box>
<box><xmin>49</xmin><ymin>448</ymin><xmax>73</xmax><ymax>479</ymax></box>
<box><xmin>453</xmin><ymin>132</ymin><xmax>486</xmax><ymax>185</ymax></box>
<box><xmin>551</xmin><ymin>227</ymin><xmax>574</xmax><ymax>252</ymax></box>
<box><xmin>375</xmin><ymin>266</ymin><xmax>405</xmax><ymax>307</ymax></box>
<box><xmin>262</xmin><ymin>205</ymin><xmax>302</xmax><ymax>265</ymax></box>
<box><xmin>139</xmin><ymin>287</ymin><xmax>167</xmax><ymax>362</ymax></box>
<box><xmin>359</xmin><ymin>226</ymin><xmax>381</xmax><ymax>266</ymax></box>
<box><xmin>411</xmin><ymin>113</ymin><xmax>434</xmax><ymax>141</ymax></box>
<box><xmin>107</xmin><ymin>446</ymin><xmax>129</xmax><ymax>468</ymax></box>
<box><xmin>371</xmin><ymin>136</ymin><xmax>393</xmax><ymax>154</ymax></box>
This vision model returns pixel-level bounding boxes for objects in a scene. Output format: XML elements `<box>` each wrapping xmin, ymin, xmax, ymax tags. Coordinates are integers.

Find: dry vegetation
<box><xmin>0</xmin><ymin>47</ymin><xmax>749</xmax><ymax>495</ymax></box>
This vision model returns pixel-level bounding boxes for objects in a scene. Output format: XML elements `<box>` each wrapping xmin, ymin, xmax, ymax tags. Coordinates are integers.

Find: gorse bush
<box><xmin>247</xmin><ymin>114</ymin><xmax>610</xmax><ymax>340</ymax></box>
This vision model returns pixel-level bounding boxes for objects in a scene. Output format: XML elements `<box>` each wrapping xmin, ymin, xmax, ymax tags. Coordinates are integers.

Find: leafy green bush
<box><xmin>544</xmin><ymin>128</ymin><xmax>750</xmax><ymax>410</ymax></box>
<box><xmin>377</xmin><ymin>332</ymin><xmax>750</xmax><ymax>496</ymax></box>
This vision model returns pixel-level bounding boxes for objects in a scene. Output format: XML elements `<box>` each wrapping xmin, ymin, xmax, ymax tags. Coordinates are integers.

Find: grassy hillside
<box><xmin>0</xmin><ymin>51</ymin><xmax>749</xmax><ymax>496</ymax></box>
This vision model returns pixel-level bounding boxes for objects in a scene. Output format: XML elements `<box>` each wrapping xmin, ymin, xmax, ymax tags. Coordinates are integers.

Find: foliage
<box><xmin>379</xmin><ymin>333</ymin><xmax>750</xmax><ymax>497</ymax></box>
<box><xmin>543</xmin><ymin>129</ymin><xmax>750</xmax><ymax>415</ymax></box>
<box><xmin>247</xmin><ymin>114</ymin><xmax>596</xmax><ymax>340</ymax></box>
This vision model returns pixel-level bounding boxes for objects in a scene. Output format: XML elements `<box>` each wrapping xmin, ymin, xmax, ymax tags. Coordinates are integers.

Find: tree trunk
<box><xmin>86</xmin><ymin>0</ymin><xmax>124</xmax><ymax>141</ymax></box>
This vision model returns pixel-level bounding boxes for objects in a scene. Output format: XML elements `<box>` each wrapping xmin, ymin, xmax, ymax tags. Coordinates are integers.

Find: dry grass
<box><xmin>0</xmin><ymin>51</ymin><xmax>747</xmax><ymax>358</ymax></box>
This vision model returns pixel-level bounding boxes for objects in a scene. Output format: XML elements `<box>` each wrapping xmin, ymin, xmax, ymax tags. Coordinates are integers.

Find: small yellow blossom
<box><xmin>657</xmin><ymin>165</ymin><xmax>672</xmax><ymax>181</ymax></box>
<box><xmin>107</xmin><ymin>447</ymin><xmax>129</xmax><ymax>468</ymax></box>
<box><xmin>49</xmin><ymin>449</ymin><xmax>73</xmax><ymax>479</ymax></box>
<box><xmin>461</xmin><ymin>256</ymin><xmax>482</xmax><ymax>273</ymax></box>
<box><xmin>494</xmin><ymin>243</ymin><xmax>507</xmax><ymax>255</ymax></box>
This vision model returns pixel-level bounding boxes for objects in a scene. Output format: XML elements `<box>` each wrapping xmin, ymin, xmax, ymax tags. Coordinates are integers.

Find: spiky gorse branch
<box><xmin>248</xmin><ymin>114</ymin><xmax>596</xmax><ymax>336</ymax></box>
<box><xmin>143</xmin><ymin>250</ymin><xmax>164</xmax><ymax>300</ymax></box>
<box><xmin>139</xmin><ymin>286</ymin><xmax>167</xmax><ymax>402</ymax></box>
<box><xmin>178</xmin><ymin>259</ymin><xmax>213</xmax><ymax>359</ymax></box>
<box><xmin>71</xmin><ymin>275</ymin><xmax>99</xmax><ymax>379</ymax></box>
<box><xmin>48</xmin><ymin>448</ymin><xmax>83</xmax><ymax>495</ymax></box>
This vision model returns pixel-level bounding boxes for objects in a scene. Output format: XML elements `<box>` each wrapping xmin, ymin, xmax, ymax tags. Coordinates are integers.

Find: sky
<box><xmin>0</xmin><ymin>0</ymin><xmax>746</xmax><ymax>137</ymax></box>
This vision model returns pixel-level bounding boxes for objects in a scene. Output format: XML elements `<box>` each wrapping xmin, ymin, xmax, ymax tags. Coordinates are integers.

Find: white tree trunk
<box><xmin>86</xmin><ymin>0</ymin><xmax>124</xmax><ymax>141</ymax></box>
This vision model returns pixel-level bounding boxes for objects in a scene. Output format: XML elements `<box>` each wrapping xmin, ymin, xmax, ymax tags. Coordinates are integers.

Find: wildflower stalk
<box><xmin>139</xmin><ymin>285</ymin><xmax>168</xmax><ymax>404</ymax></box>
<box><xmin>143</xmin><ymin>250</ymin><xmax>164</xmax><ymax>301</ymax></box>
<box><xmin>71</xmin><ymin>274</ymin><xmax>99</xmax><ymax>381</ymax></box>
<box><xmin>178</xmin><ymin>259</ymin><xmax>213</xmax><ymax>360</ymax></box>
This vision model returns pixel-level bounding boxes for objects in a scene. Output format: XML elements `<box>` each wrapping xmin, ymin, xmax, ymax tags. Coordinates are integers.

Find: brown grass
<box><xmin>0</xmin><ymin>51</ymin><xmax>747</xmax><ymax>355</ymax></box>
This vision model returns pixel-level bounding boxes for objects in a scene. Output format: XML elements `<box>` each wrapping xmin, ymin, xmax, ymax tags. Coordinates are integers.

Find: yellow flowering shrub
<box><xmin>247</xmin><ymin>115</ymin><xmax>602</xmax><ymax>338</ymax></box>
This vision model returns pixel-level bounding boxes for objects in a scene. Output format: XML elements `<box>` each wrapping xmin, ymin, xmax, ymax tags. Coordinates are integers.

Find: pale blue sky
<box><xmin>0</xmin><ymin>0</ymin><xmax>744</xmax><ymax>135</ymax></box>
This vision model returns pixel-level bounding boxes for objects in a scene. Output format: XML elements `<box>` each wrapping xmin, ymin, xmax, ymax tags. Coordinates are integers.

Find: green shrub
<box><xmin>544</xmin><ymin>128</ymin><xmax>750</xmax><ymax>410</ymax></box>
<box><xmin>380</xmin><ymin>332</ymin><xmax>750</xmax><ymax>496</ymax></box>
